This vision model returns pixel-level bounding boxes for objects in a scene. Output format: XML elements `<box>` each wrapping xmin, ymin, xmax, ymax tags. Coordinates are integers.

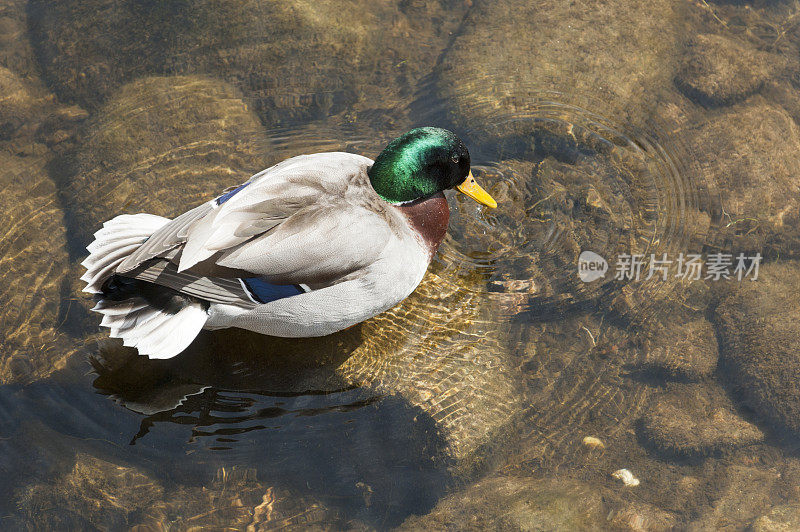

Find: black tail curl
<box><xmin>99</xmin><ymin>274</ymin><xmax>209</xmax><ymax>315</ymax></box>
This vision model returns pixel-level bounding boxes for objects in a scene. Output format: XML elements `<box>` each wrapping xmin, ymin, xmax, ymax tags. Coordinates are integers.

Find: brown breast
<box><xmin>395</xmin><ymin>192</ymin><xmax>450</xmax><ymax>257</ymax></box>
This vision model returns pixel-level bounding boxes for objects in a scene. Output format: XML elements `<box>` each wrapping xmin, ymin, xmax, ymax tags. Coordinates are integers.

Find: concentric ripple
<box><xmin>433</xmin><ymin>90</ymin><xmax>723</xmax><ymax>323</ymax></box>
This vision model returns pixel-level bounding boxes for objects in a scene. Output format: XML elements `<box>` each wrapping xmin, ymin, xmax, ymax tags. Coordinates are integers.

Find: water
<box><xmin>3</xmin><ymin>0</ymin><xmax>800</xmax><ymax>529</ymax></box>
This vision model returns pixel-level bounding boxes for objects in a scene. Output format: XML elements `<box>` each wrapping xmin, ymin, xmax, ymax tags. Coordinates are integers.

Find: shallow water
<box><xmin>3</xmin><ymin>0</ymin><xmax>800</xmax><ymax>529</ymax></box>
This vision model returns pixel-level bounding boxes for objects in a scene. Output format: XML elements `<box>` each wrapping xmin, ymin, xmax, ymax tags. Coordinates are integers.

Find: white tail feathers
<box><xmin>92</xmin><ymin>298</ymin><xmax>207</xmax><ymax>359</ymax></box>
<box><xmin>82</xmin><ymin>213</ymin><xmax>209</xmax><ymax>359</ymax></box>
<box><xmin>81</xmin><ymin>214</ymin><xmax>171</xmax><ymax>293</ymax></box>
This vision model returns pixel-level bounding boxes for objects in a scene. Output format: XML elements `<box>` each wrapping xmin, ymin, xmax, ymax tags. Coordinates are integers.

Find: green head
<box><xmin>368</xmin><ymin>127</ymin><xmax>473</xmax><ymax>204</ymax></box>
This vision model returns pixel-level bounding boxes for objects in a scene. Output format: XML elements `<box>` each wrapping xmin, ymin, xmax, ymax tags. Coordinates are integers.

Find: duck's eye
<box><xmin>451</xmin><ymin>155</ymin><xmax>460</xmax><ymax>164</ymax></box>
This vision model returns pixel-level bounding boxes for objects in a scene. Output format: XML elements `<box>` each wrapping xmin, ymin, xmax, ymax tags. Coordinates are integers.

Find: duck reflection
<box><xmin>87</xmin><ymin>326</ymin><xmax>452</xmax><ymax>526</ymax></box>
<box><xmin>91</xmin><ymin>325</ymin><xmax>364</xmax><ymax>416</ymax></box>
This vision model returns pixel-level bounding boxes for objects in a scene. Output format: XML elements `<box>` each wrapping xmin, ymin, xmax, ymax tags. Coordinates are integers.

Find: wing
<box><xmin>118</xmin><ymin>152</ymin><xmax>395</xmax><ymax>289</ymax></box>
<box><xmin>215</xmin><ymin>203</ymin><xmax>394</xmax><ymax>285</ymax></box>
<box><xmin>117</xmin><ymin>202</ymin><xmax>213</xmax><ymax>273</ymax></box>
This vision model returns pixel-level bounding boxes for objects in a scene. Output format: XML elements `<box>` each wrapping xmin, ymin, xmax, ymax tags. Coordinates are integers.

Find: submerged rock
<box><xmin>0</xmin><ymin>2</ymin><xmax>73</xmax><ymax>147</ymax></box>
<box><xmin>509</xmin><ymin>312</ymin><xmax>652</xmax><ymax>473</ymax></box>
<box><xmin>638</xmin><ymin>383</ymin><xmax>763</xmax><ymax>459</ymax></box>
<box><xmin>337</xmin><ymin>268</ymin><xmax>526</xmax><ymax>476</ymax></box>
<box><xmin>0</xmin><ymin>66</ymin><xmax>42</xmax><ymax>140</ymax></box>
<box><xmin>28</xmin><ymin>0</ymin><xmax>466</xmax><ymax>124</ymax></box>
<box><xmin>459</xmin><ymin>152</ymin><xmax>661</xmax><ymax>317</ymax></box>
<box><xmin>398</xmin><ymin>474</ymin><xmax>605</xmax><ymax>530</ymax></box>
<box><xmin>15</xmin><ymin>453</ymin><xmax>164</xmax><ymax>530</ymax></box>
<box><xmin>0</xmin><ymin>3</ymin><xmax>76</xmax><ymax>146</ymax></box>
<box><xmin>523</xmin><ymin>154</ymin><xmax>650</xmax><ymax>312</ymax></box>
<box><xmin>34</xmin><ymin>104</ymin><xmax>90</xmax><ymax>151</ymax></box>
<box><xmin>0</xmin><ymin>0</ymin><xmax>45</xmax><ymax>84</ymax></box>
<box><xmin>14</xmin><ymin>455</ymin><xmax>348</xmax><ymax>530</ymax></box>
<box><xmin>750</xmin><ymin>504</ymin><xmax>800</xmax><ymax>532</ymax></box>
<box><xmin>676</xmin><ymin>33</ymin><xmax>775</xmax><ymax>107</ymax></box>
<box><xmin>639</xmin><ymin>309</ymin><xmax>719</xmax><ymax>380</ymax></box>
<box><xmin>689</xmin><ymin>98</ymin><xmax>800</xmax><ymax>256</ymax></box>
<box><xmin>690</xmin><ymin>463</ymin><xmax>783</xmax><ymax>530</ymax></box>
<box><xmin>63</xmin><ymin>75</ymin><xmax>270</xmax><ymax>248</ymax></box>
<box><xmin>434</xmin><ymin>0</ymin><xmax>684</xmax><ymax>143</ymax></box>
<box><xmin>714</xmin><ymin>261</ymin><xmax>800</xmax><ymax>438</ymax></box>
<box><xmin>0</xmin><ymin>150</ymin><xmax>74</xmax><ymax>384</ymax></box>
<box><xmin>605</xmin><ymin>501</ymin><xmax>679</xmax><ymax>531</ymax></box>
<box><xmin>478</xmin><ymin>149</ymin><xmax>710</xmax><ymax>322</ymax></box>
<box><xmin>765</xmin><ymin>79</ymin><xmax>800</xmax><ymax>125</ymax></box>
<box><xmin>406</xmin><ymin>470</ymin><xmax>680</xmax><ymax>530</ymax></box>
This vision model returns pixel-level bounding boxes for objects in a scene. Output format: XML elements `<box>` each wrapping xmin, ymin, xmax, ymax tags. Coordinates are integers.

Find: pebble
<box><xmin>611</xmin><ymin>469</ymin><xmax>640</xmax><ymax>487</ymax></box>
<box><xmin>582</xmin><ymin>436</ymin><xmax>605</xmax><ymax>450</ymax></box>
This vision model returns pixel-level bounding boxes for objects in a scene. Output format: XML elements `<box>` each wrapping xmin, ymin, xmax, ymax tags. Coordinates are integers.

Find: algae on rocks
<box><xmin>750</xmin><ymin>504</ymin><xmax>800</xmax><ymax>532</ymax></box>
<box><xmin>509</xmin><ymin>312</ymin><xmax>652</xmax><ymax>472</ymax></box>
<box><xmin>14</xmin><ymin>455</ymin><xmax>349</xmax><ymax>530</ymax></box>
<box><xmin>638</xmin><ymin>382</ymin><xmax>764</xmax><ymax>459</ymax></box>
<box><xmin>676</xmin><ymin>33</ymin><xmax>777</xmax><ymax>107</ymax></box>
<box><xmin>28</xmin><ymin>0</ymin><xmax>467</xmax><ymax>125</ymax></box>
<box><xmin>638</xmin><ymin>309</ymin><xmax>718</xmax><ymax>381</ymax></box>
<box><xmin>0</xmin><ymin>66</ymin><xmax>50</xmax><ymax>141</ymax></box>
<box><xmin>0</xmin><ymin>0</ymin><xmax>46</xmax><ymax>85</ymax></box>
<box><xmin>689</xmin><ymin>463</ymin><xmax>787</xmax><ymax>530</ymax></box>
<box><xmin>689</xmin><ymin>97</ymin><xmax>800</xmax><ymax>257</ymax></box>
<box><xmin>714</xmin><ymin>261</ymin><xmax>800</xmax><ymax>440</ymax></box>
<box><xmin>399</xmin><ymin>473</ymin><xmax>605</xmax><ymax>531</ymax></box>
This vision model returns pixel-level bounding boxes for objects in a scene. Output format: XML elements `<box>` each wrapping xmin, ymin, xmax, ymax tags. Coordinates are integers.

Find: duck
<box><xmin>81</xmin><ymin>127</ymin><xmax>497</xmax><ymax>359</ymax></box>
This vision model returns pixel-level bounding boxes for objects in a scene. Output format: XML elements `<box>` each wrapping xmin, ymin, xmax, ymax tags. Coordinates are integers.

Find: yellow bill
<box><xmin>456</xmin><ymin>171</ymin><xmax>497</xmax><ymax>208</ymax></box>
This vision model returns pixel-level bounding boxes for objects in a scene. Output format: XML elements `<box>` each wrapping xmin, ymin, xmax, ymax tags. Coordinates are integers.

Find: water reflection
<box><xmin>90</xmin><ymin>327</ymin><xmax>366</xmax><ymax>440</ymax></box>
<box><xmin>2</xmin><ymin>329</ymin><xmax>455</xmax><ymax>527</ymax></box>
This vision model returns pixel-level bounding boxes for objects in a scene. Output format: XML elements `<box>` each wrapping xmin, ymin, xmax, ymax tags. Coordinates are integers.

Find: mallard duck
<box><xmin>81</xmin><ymin>127</ymin><xmax>496</xmax><ymax>359</ymax></box>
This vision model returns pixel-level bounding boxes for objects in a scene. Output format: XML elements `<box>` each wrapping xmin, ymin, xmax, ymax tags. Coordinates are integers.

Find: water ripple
<box><xmin>428</xmin><ymin>89</ymin><xmax>723</xmax><ymax>323</ymax></box>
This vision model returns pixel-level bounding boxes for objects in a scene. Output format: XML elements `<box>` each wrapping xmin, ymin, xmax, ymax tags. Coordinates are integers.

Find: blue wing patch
<box><xmin>240</xmin><ymin>277</ymin><xmax>306</xmax><ymax>304</ymax></box>
<box><xmin>219</xmin><ymin>182</ymin><xmax>306</xmax><ymax>304</ymax></box>
<box><xmin>216</xmin><ymin>182</ymin><xmax>251</xmax><ymax>205</ymax></box>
